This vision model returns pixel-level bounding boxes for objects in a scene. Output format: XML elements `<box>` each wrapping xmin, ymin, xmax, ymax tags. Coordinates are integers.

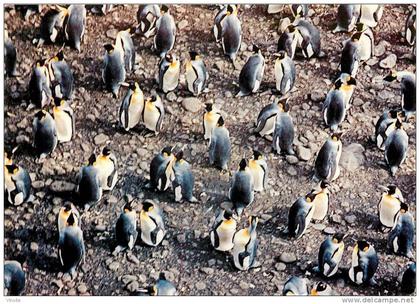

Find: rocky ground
<box><xmin>4</xmin><ymin>4</ymin><xmax>416</xmax><ymax>296</ymax></box>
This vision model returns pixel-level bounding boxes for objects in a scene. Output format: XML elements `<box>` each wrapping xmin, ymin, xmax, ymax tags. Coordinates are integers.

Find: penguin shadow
<box><xmin>259</xmin><ymin>206</ymin><xmax>289</xmax><ymax>239</ymax></box>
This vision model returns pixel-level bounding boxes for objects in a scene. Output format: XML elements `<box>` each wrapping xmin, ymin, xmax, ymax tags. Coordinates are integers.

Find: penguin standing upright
<box><xmin>142</xmin><ymin>94</ymin><xmax>165</xmax><ymax>135</ymax></box>
<box><xmin>384</xmin><ymin>119</ymin><xmax>408</xmax><ymax>176</ymax></box>
<box><xmin>29</xmin><ymin>59</ymin><xmax>52</xmax><ymax>108</ymax></box>
<box><xmin>114</xmin><ymin>201</ymin><xmax>138</xmax><ymax>253</ymax></box>
<box><xmin>348</xmin><ymin>240</ymin><xmax>379</xmax><ymax>285</ymax></box>
<box><xmin>401</xmin><ymin>263</ymin><xmax>416</xmax><ymax>294</ymax></box>
<box><xmin>254</xmin><ymin>98</ymin><xmax>284</xmax><ymax>138</ymax></box>
<box><xmin>119</xmin><ymin>81</ymin><xmax>144</xmax><ymax>131</ymax></box>
<box><xmin>209</xmin><ymin>116</ymin><xmax>231</xmax><ymax>170</ymax></box>
<box><xmin>58</xmin><ymin>213</ymin><xmax>85</xmax><ymax>279</ymax></box>
<box><xmin>314</xmin><ymin>133</ymin><xmax>343</xmax><ymax>182</ymax></box>
<box><xmin>158</xmin><ymin>53</ymin><xmax>180</xmax><ymax>93</ymax></box>
<box><xmin>52</xmin><ymin>98</ymin><xmax>75</xmax><ymax>143</ymax></box>
<box><xmin>294</xmin><ymin>18</ymin><xmax>323</xmax><ymax>58</ymax></box>
<box><xmin>102</xmin><ymin>43</ymin><xmax>126</xmax><ymax>98</ymax></box>
<box><xmin>94</xmin><ymin>147</ymin><xmax>118</xmax><ymax>191</ymax></box>
<box><xmin>4</xmin><ymin>261</ymin><xmax>25</xmax><ymax>296</ymax></box>
<box><xmin>57</xmin><ymin>203</ymin><xmax>80</xmax><ymax>238</ymax></box>
<box><xmin>378</xmin><ymin>185</ymin><xmax>404</xmax><ymax>229</ymax></box>
<box><xmin>272</xmin><ymin>99</ymin><xmax>295</xmax><ymax>155</ymax></box>
<box><xmin>282</xmin><ymin>276</ymin><xmax>309</xmax><ymax>295</ymax></box>
<box><xmin>274</xmin><ymin>51</ymin><xmax>296</xmax><ymax>95</ymax></box>
<box><xmin>172</xmin><ymin>151</ymin><xmax>197</xmax><ymax>203</ymax></box>
<box><xmin>388</xmin><ymin>203</ymin><xmax>414</xmax><ymax>258</ymax></box>
<box><xmin>203</xmin><ymin>103</ymin><xmax>221</xmax><ymax>141</ymax></box>
<box><xmin>375</xmin><ymin>109</ymin><xmax>399</xmax><ymax>150</ymax></box>
<box><xmin>277</xmin><ymin>27</ymin><xmax>296</xmax><ymax>59</ymax></box>
<box><xmin>358</xmin><ymin>5</ymin><xmax>383</xmax><ymax>28</ymax></box>
<box><xmin>139</xmin><ymin>200</ymin><xmax>166</xmax><ymax>246</ymax></box>
<box><xmin>33</xmin><ymin>110</ymin><xmax>58</xmax><ymax>158</ymax></box>
<box><xmin>136</xmin><ymin>5</ymin><xmax>161</xmax><ymax>38</ymax></box>
<box><xmin>248</xmin><ymin>150</ymin><xmax>267</xmax><ymax>192</ymax></box>
<box><xmin>334</xmin><ymin>5</ymin><xmax>360</xmax><ymax>33</ymax></box>
<box><xmin>4</xmin><ymin>164</ymin><xmax>31</xmax><ymax>206</ymax></box>
<box><xmin>210</xmin><ymin>208</ymin><xmax>237</xmax><ymax>251</ymax></box>
<box><xmin>213</xmin><ymin>5</ymin><xmax>237</xmax><ymax>42</ymax></box>
<box><xmin>405</xmin><ymin>8</ymin><xmax>416</xmax><ymax>46</ymax></box>
<box><xmin>185</xmin><ymin>51</ymin><xmax>209</xmax><ymax>96</ymax></box>
<box><xmin>37</xmin><ymin>8</ymin><xmax>66</xmax><ymax>46</ymax></box>
<box><xmin>47</xmin><ymin>50</ymin><xmax>74</xmax><ymax>100</ymax></box>
<box><xmin>311</xmin><ymin>180</ymin><xmax>330</xmax><ymax>221</ymax></box>
<box><xmin>236</xmin><ymin>45</ymin><xmax>265</xmax><ymax>97</ymax></box>
<box><xmin>5</xmin><ymin>30</ymin><xmax>18</xmax><ymax>77</ymax></box>
<box><xmin>232</xmin><ymin>216</ymin><xmax>259</xmax><ymax>271</ymax></box>
<box><xmin>146</xmin><ymin>272</ymin><xmax>178</xmax><ymax>296</ymax></box>
<box><xmin>116</xmin><ymin>29</ymin><xmax>136</xmax><ymax>73</ymax></box>
<box><xmin>316</xmin><ymin>233</ymin><xmax>346</xmax><ymax>278</ymax></box>
<box><xmin>148</xmin><ymin>146</ymin><xmax>175</xmax><ymax>192</ymax></box>
<box><xmin>220</xmin><ymin>5</ymin><xmax>242</xmax><ymax>62</ymax></box>
<box><xmin>229</xmin><ymin>159</ymin><xmax>254</xmax><ymax>216</ymax></box>
<box><xmin>355</xmin><ymin>23</ymin><xmax>374</xmax><ymax>61</ymax></box>
<box><xmin>384</xmin><ymin>71</ymin><xmax>416</xmax><ymax>120</ymax></box>
<box><xmin>63</xmin><ymin>5</ymin><xmax>86</xmax><ymax>52</ymax></box>
<box><xmin>340</xmin><ymin>33</ymin><xmax>361</xmax><ymax>77</ymax></box>
<box><xmin>76</xmin><ymin>154</ymin><xmax>103</xmax><ymax>207</ymax></box>
<box><xmin>287</xmin><ymin>192</ymin><xmax>316</xmax><ymax>238</ymax></box>
<box><xmin>154</xmin><ymin>5</ymin><xmax>176</xmax><ymax>58</ymax></box>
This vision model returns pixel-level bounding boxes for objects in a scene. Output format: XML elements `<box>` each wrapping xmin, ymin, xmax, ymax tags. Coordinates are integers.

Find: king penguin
<box><xmin>116</xmin><ymin>29</ymin><xmax>136</xmax><ymax>73</ymax></box>
<box><xmin>52</xmin><ymin>98</ymin><xmax>75</xmax><ymax>143</ymax></box>
<box><xmin>254</xmin><ymin>98</ymin><xmax>285</xmax><ymax>138</ymax></box>
<box><xmin>209</xmin><ymin>116</ymin><xmax>231</xmax><ymax>171</ymax></box>
<box><xmin>287</xmin><ymin>192</ymin><xmax>316</xmax><ymax>238</ymax></box>
<box><xmin>76</xmin><ymin>154</ymin><xmax>103</xmax><ymax>208</ymax></box>
<box><xmin>272</xmin><ymin>98</ymin><xmax>295</xmax><ymax>155</ymax></box>
<box><xmin>248</xmin><ymin>150</ymin><xmax>268</xmax><ymax>192</ymax></box>
<box><xmin>158</xmin><ymin>53</ymin><xmax>180</xmax><ymax>93</ymax></box>
<box><xmin>29</xmin><ymin>59</ymin><xmax>52</xmax><ymax>108</ymax></box>
<box><xmin>57</xmin><ymin>203</ymin><xmax>80</xmax><ymax>238</ymax></box>
<box><xmin>114</xmin><ymin>201</ymin><xmax>138</xmax><ymax>254</ymax></box>
<box><xmin>119</xmin><ymin>81</ymin><xmax>144</xmax><ymax>131</ymax></box>
<box><xmin>203</xmin><ymin>103</ymin><xmax>221</xmax><ymax>141</ymax></box>
<box><xmin>4</xmin><ymin>163</ymin><xmax>32</xmax><ymax>206</ymax></box>
<box><xmin>232</xmin><ymin>216</ymin><xmax>259</xmax><ymax>271</ymax></box>
<box><xmin>401</xmin><ymin>263</ymin><xmax>416</xmax><ymax>294</ymax></box>
<box><xmin>210</xmin><ymin>208</ymin><xmax>237</xmax><ymax>251</ymax></box>
<box><xmin>340</xmin><ymin>32</ymin><xmax>361</xmax><ymax>77</ymax></box>
<box><xmin>63</xmin><ymin>5</ymin><xmax>86</xmax><ymax>52</ymax></box>
<box><xmin>140</xmin><ymin>200</ymin><xmax>166</xmax><ymax>247</ymax></box>
<box><xmin>274</xmin><ymin>51</ymin><xmax>296</xmax><ymax>95</ymax></box>
<box><xmin>145</xmin><ymin>272</ymin><xmax>178</xmax><ymax>296</ymax></box>
<box><xmin>33</xmin><ymin>110</ymin><xmax>58</xmax><ymax>158</ymax></box>
<box><xmin>229</xmin><ymin>159</ymin><xmax>254</xmax><ymax>216</ymax></box>
<box><xmin>172</xmin><ymin>151</ymin><xmax>197</xmax><ymax>203</ymax></box>
<box><xmin>358</xmin><ymin>5</ymin><xmax>383</xmax><ymax>28</ymax></box>
<box><xmin>311</xmin><ymin>180</ymin><xmax>330</xmax><ymax>221</ymax></box>
<box><xmin>310</xmin><ymin>282</ymin><xmax>333</xmax><ymax>296</ymax></box>
<box><xmin>314</xmin><ymin>133</ymin><xmax>343</xmax><ymax>182</ymax></box>
<box><xmin>37</xmin><ymin>8</ymin><xmax>66</xmax><ymax>47</ymax></box>
<box><xmin>142</xmin><ymin>94</ymin><xmax>165</xmax><ymax>135</ymax></box>
<box><xmin>354</xmin><ymin>23</ymin><xmax>374</xmax><ymax>61</ymax></box>
<box><xmin>316</xmin><ymin>233</ymin><xmax>346</xmax><ymax>278</ymax></box>
<box><xmin>375</xmin><ymin>109</ymin><xmax>399</xmax><ymax>150</ymax></box>
<box><xmin>388</xmin><ymin>202</ymin><xmax>414</xmax><ymax>258</ymax></box>
<box><xmin>378</xmin><ymin>184</ymin><xmax>404</xmax><ymax>230</ymax></box>
<box><xmin>213</xmin><ymin>5</ymin><xmax>238</xmax><ymax>42</ymax></box>
<box><xmin>236</xmin><ymin>45</ymin><xmax>265</xmax><ymax>97</ymax></box>
<box><xmin>136</xmin><ymin>5</ymin><xmax>161</xmax><ymax>38</ymax></box>
<box><xmin>220</xmin><ymin>5</ymin><xmax>242</xmax><ymax>62</ymax></box>
<box><xmin>405</xmin><ymin>8</ymin><xmax>416</xmax><ymax>46</ymax></box>
<box><xmin>384</xmin><ymin>71</ymin><xmax>416</xmax><ymax>120</ymax></box>
<box><xmin>333</xmin><ymin>4</ymin><xmax>360</xmax><ymax>33</ymax></box>
<box><xmin>186</xmin><ymin>51</ymin><xmax>209</xmax><ymax>96</ymax></box>
<box><xmin>348</xmin><ymin>240</ymin><xmax>379</xmax><ymax>285</ymax></box>
<box><xmin>47</xmin><ymin>50</ymin><xmax>74</xmax><ymax>100</ymax></box>
<box><xmin>282</xmin><ymin>276</ymin><xmax>309</xmax><ymax>295</ymax></box>
<box><xmin>154</xmin><ymin>5</ymin><xmax>176</xmax><ymax>58</ymax></box>
<box><xmin>384</xmin><ymin>119</ymin><xmax>408</xmax><ymax>176</ymax></box>
<box><xmin>102</xmin><ymin>43</ymin><xmax>126</xmax><ymax>98</ymax></box>
<box><xmin>4</xmin><ymin>261</ymin><xmax>25</xmax><ymax>296</ymax></box>
<box><xmin>94</xmin><ymin>146</ymin><xmax>118</xmax><ymax>191</ymax></box>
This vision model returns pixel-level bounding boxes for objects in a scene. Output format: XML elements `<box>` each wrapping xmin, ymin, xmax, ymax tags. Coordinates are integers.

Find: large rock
<box><xmin>296</xmin><ymin>145</ymin><xmax>312</xmax><ymax>161</ymax></box>
<box><xmin>379</xmin><ymin>54</ymin><xmax>397</xmax><ymax>69</ymax></box>
<box><xmin>340</xmin><ymin>143</ymin><xmax>365</xmax><ymax>171</ymax></box>
<box><xmin>50</xmin><ymin>181</ymin><xmax>76</xmax><ymax>192</ymax></box>
<box><xmin>182</xmin><ymin>97</ymin><xmax>202</xmax><ymax>113</ymax></box>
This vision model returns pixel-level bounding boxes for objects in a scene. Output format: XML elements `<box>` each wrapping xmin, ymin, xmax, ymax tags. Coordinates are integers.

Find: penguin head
<box><xmin>124</xmin><ymin>201</ymin><xmax>133</xmax><ymax>213</ymax></box>
<box><xmin>53</xmin><ymin>97</ymin><xmax>64</xmax><ymax>107</ymax></box>
<box><xmin>55</xmin><ymin>50</ymin><xmax>65</xmax><ymax>61</ymax></box>
<box><xmin>277</xmin><ymin>98</ymin><xmax>290</xmax><ymax>112</ymax></box>
<box><xmin>346</xmin><ymin>76</ymin><xmax>357</xmax><ymax>86</ymax></box>
<box><xmin>356</xmin><ymin>240</ymin><xmax>370</xmax><ymax>252</ymax></box>
<box><xmin>63</xmin><ymin>203</ymin><xmax>72</xmax><ymax>213</ymax></box>
<box><xmin>158</xmin><ymin>272</ymin><xmax>167</xmax><ymax>281</ymax></box>
<box><xmin>383</xmin><ymin>71</ymin><xmax>397</xmax><ymax>82</ymax></box>
<box><xmin>351</xmin><ymin>31</ymin><xmax>362</xmax><ymax>42</ymax></box>
<box><xmin>102</xmin><ymin>146</ymin><xmax>112</xmax><ymax>156</ymax></box>
<box><xmin>5</xmin><ymin>164</ymin><xmax>19</xmax><ymax>175</ymax></box>
<box><xmin>4</xmin><ymin>151</ymin><xmax>13</xmax><ymax>164</ymax></box>
<box><xmin>331</xmin><ymin>132</ymin><xmax>343</xmax><ymax>141</ymax></box>
<box><xmin>160</xmin><ymin>5</ymin><xmax>169</xmax><ymax>15</ymax></box>
<box><xmin>35</xmin><ymin>110</ymin><xmax>47</xmax><ymax>121</ymax></box>
<box><xmin>142</xmin><ymin>201</ymin><xmax>154</xmax><ymax>212</ymax></box>
<box><xmin>205</xmin><ymin>103</ymin><xmax>214</xmax><ymax>112</ymax></box>
<box><xmin>189</xmin><ymin>51</ymin><xmax>199</xmax><ymax>61</ymax></box>
<box><xmin>128</xmin><ymin>81</ymin><xmax>137</xmax><ymax>91</ymax></box>
<box><xmin>161</xmin><ymin>146</ymin><xmax>173</xmax><ymax>157</ymax></box>
<box><xmin>395</xmin><ymin>118</ymin><xmax>403</xmax><ymax>129</ymax></box>
<box><xmin>217</xmin><ymin>116</ymin><xmax>225</xmax><ymax>127</ymax></box>
<box><xmin>332</xmin><ymin>233</ymin><xmax>346</xmax><ymax>243</ymax></box>
<box><xmin>226</xmin><ymin>5</ymin><xmax>236</xmax><ymax>15</ymax></box>
<box><xmin>36</xmin><ymin>59</ymin><xmax>46</xmax><ymax>67</ymax></box>
<box><xmin>334</xmin><ymin>79</ymin><xmax>343</xmax><ymax>90</ymax></box>
<box><xmin>103</xmin><ymin>44</ymin><xmax>114</xmax><ymax>54</ymax></box>
<box><xmin>150</xmin><ymin>95</ymin><xmax>159</xmax><ymax>103</ymax></box>
<box><xmin>147</xmin><ymin>285</ymin><xmax>158</xmax><ymax>296</ymax></box>
<box><xmin>400</xmin><ymin>202</ymin><xmax>409</xmax><ymax>213</ymax></box>
<box><xmin>305</xmin><ymin>192</ymin><xmax>317</xmax><ymax>203</ymax></box>
<box><xmin>175</xmin><ymin>150</ymin><xmax>184</xmax><ymax>162</ymax></box>
<box><xmin>388</xmin><ymin>109</ymin><xmax>399</xmax><ymax>119</ymax></box>
<box><xmin>253</xmin><ymin>150</ymin><xmax>263</xmax><ymax>160</ymax></box>
<box><xmin>223</xmin><ymin>209</ymin><xmax>233</xmax><ymax>220</ymax></box>
<box><xmin>66</xmin><ymin>212</ymin><xmax>76</xmax><ymax>227</ymax></box>
<box><xmin>88</xmin><ymin>153</ymin><xmax>96</xmax><ymax>166</ymax></box>
<box><xmin>320</xmin><ymin>180</ymin><xmax>330</xmax><ymax>189</ymax></box>
<box><xmin>286</xmin><ymin>24</ymin><xmax>296</xmax><ymax>33</ymax></box>
<box><xmin>239</xmin><ymin>159</ymin><xmax>247</xmax><ymax>171</ymax></box>
<box><xmin>387</xmin><ymin>185</ymin><xmax>397</xmax><ymax>195</ymax></box>
<box><xmin>252</xmin><ymin>44</ymin><xmax>261</xmax><ymax>54</ymax></box>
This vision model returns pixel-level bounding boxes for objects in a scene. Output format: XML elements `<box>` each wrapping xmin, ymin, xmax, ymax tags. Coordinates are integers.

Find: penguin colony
<box><xmin>3</xmin><ymin>4</ymin><xmax>417</xmax><ymax>296</ymax></box>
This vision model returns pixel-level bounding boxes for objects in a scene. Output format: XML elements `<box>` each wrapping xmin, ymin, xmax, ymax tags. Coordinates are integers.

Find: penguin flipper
<box><xmin>295</xmin><ymin>213</ymin><xmax>306</xmax><ymax>238</ymax></box>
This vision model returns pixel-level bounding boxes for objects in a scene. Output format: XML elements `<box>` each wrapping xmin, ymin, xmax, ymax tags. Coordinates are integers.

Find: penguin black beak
<box><xmin>383</xmin><ymin>75</ymin><xmax>395</xmax><ymax>82</ymax></box>
<box><xmin>348</xmin><ymin>77</ymin><xmax>357</xmax><ymax>85</ymax></box>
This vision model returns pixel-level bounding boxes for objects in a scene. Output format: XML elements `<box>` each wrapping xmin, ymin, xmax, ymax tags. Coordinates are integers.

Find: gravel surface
<box><xmin>4</xmin><ymin>4</ymin><xmax>416</xmax><ymax>296</ymax></box>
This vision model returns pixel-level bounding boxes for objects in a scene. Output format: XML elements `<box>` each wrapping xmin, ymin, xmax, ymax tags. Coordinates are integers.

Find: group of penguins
<box><xmin>4</xmin><ymin>4</ymin><xmax>417</xmax><ymax>296</ymax></box>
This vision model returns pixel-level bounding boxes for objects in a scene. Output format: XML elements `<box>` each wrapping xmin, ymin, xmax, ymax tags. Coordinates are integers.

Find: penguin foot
<box><xmin>368</xmin><ymin>278</ymin><xmax>378</xmax><ymax>287</ymax></box>
<box><xmin>188</xmin><ymin>196</ymin><xmax>198</xmax><ymax>203</ymax></box>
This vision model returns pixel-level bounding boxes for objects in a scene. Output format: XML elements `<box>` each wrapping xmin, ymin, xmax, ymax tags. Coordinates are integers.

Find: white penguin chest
<box><xmin>186</xmin><ymin>64</ymin><xmax>197</xmax><ymax>92</ymax></box>
<box><xmin>249</xmin><ymin>161</ymin><xmax>265</xmax><ymax>192</ymax></box>
<box><xmin>213</xmin><ymin>221</ymin><xmax>236</xmax><ymax>251</ymax></box>
<box><xmin>144</xmin><ymin>103</ymin><xmax>161</xmax><ymax>131</ymax></box>
<box><xmin>379</xmin><ymin>196</ymin><xmax>400</xmax><ymax>227</ymax></box>
<box><xmin>163</xmin><ymin>66</ymin><xmax>180</xmax><ymax>92</ymax></box>
<box><xmin>94</xmin><ymin>156</ymin><xmax>115</xmax><ymax>187</ymax></box>
<box><xmin>275</xmin><ymin>61</ymin><xmax>284</xmax><ymax>90</ymax></box>
<box><xmin>204</xmin><ymin>112</ymin><xmax>220</xmax><ymax>139</ymax></box>
<box><xmin>53</xmin><ymin>109</ymin><xmax>73</xmax><ymax>142</ymax></box>
<box><xmin>312</xmin><ymin>192</ymin><xmax>329</xmax><ymax>220</ymax></box>
<box><xmin>232</xmin><ymin>230</ymin><xmax>251</xmax><ymax>270</ymax></box>
<box><xmin>358</xmin><ymin>34</ymin><xmax>372</xmax><ymax>61</ymax></box>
